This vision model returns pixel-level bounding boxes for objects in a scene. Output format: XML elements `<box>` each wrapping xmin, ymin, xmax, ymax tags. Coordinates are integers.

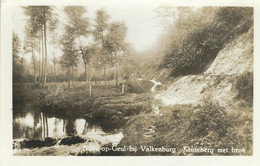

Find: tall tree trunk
<box><xmin>114</xmin><ymin>51</ymin><xmax>119</xmax><ymax>87</ymax></box>
<box><xmin>33</xmin><ymin>119</ymin><xmax>36</xmax><ymax>138</ymax></box>
<box><xmin>41</xmin><ymin>113</ymin><xmax>45</xmax><ymax>138</ymax></box>
<box><xmin>104</xmin><ymin>63</ymin><xmax>107</xmax><ymax>87</ymax></box>
<box><xmin>41</xmin><ymin>27</ymin><xmax>45</xmax><ymax>86</ymax></box>
<box><xmin>63</xmin><ymin>120</ymin><xmax>66</xmax><ymax>132</ymax></box>
<box><xmin>114</xmin><ymin>70</ymin><xmax>116</xmax><ymax>81</ymax></box>
<box><xmin>32</xmin><ymin>46</ymin><xmax>36</xmax><ymax>85</ymax></box>
<box><xmin>38</xmin><ymin>37</ymin><xmax>41</xmax><ymax>83</ymax></box>
<box><xmin>116</xmin><ymin>62</ymin><xmax>119</xmax><ymax>86</ymax></box>
<box><xmin>54</xmin><ymin>63</ymin><xmax>56</xmax><ymax>83</ymax></box>
<box><xmin>68</xmin><ymin>66</ymin><xmax>71</xmax><ymax>89</ymax></box>
<box><xmin>101</xmin><ymin>33</ymin><xmax>107</xmax><ymax>88</ymax></box>
<box><xmin>45</xmin><ymin>115</ymin><xmax>49</xmax><ymax>137</ymax></box>
<box><xmin>54</xmin><ymin>119</ymin><xmax>59</xmax><ymax>137</ymax></box>
<box><xmin>44</xmin><ymin>20</ymin><xmax>48</xmax><ymax>87</ymax></box>
<box><xmin>72</xmin><ymin>66</ymin><xmax>74</xmax><ymax>83</ymax></box>
<box><xmin>84</xmin><ymin>62</ymin><xmax>88</xmax><ymax>82</ymax></box>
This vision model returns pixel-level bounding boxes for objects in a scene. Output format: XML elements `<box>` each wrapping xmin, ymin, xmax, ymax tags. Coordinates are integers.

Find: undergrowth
<box><xmin>121</xmin><ymin>100</ymin><xmax>253</xmax><ymax>155</ymax></box>
<box><xmin>235</xmin><ymin>72</ymin><xmax>253</xmax><ymax>107</ymax></box>
<box><xmin>160</xmin><ymin>7</ymin><xmax>253</xmax><ymax>76</ymax></box>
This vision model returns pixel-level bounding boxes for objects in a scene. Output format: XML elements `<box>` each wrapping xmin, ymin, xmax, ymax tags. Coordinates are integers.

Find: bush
<box><xmin>120</xmin><ymin>100</ymin><xmax>253</xmax><ymax>155</ymax></box>
<box><xmin>13</xmin><ymin>84</ymin><xmax>48</xmax><ymax>106</ymax></box>
<box><xmin>235</xmin><ymin>72</ymin><xmax>253</xmax><ymax>107</ymax></box>
<box><xmin>161</xmin><ymin>7</ymin><xmax>253</xmax><ymax>76</ymax></box>
<box><xmin>59</xmin><ymin>136</ymin><xmax>85</xmax><ymax>145</ymax></box>
<box><xmin>19</xmin><ymin>137</ymin><xmax>57</xmax><ymax>149</ymax></box>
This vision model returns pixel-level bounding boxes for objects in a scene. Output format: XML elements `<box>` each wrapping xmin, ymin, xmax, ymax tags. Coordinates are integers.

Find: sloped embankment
<box><xmin>120</xmin><ymin>16</ymin><xmax>253</xmax><ymax>156</ymax></box>
<box><xmin>155</xmin><ymin>26</ymin><xmax>253</xmax><ymax>108</ymax></box>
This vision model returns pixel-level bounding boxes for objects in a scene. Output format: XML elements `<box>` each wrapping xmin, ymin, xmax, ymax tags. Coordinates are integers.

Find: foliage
<box><xmin>121</xmin><ymin>100</ymin><xmax>253</xmax><ymax>155</ymax></box>
<box><xmin>82</xmin><ymin>44</ymin><xmax>97</xmax><ymax>67</ymax></box>
<box><xmin>19</xmin><ymin>137</ymin><xmax>57</xmax><ymax>149</ymax></box>
<box><xmin>23</xmin><ymin>6</ymin><xmax>58</xmax><ymax>87</ymax></box>
<box><xmin>59</xmin><ymin>136</ymin><xmax>85</xmax><ymax>145</ymax></box>
<box><xmin>103</xmin><ymin>21</ymin><xmax>128</xmax><ymax>65</ymax></box>
<box><xmin>59</xmin><ymin>26</ymin><xmax>79</xmax><ymax>89</ymax></box>
<box><xmin>120</xmin><ymin>45</ymin><xmax>139</xmax><ymax>77</ymax></box>
<box><xmin>23</xmin><ymin>26</ymin><xmax>38</xmax><ymax>55</ymax></box>
<box><xmin>93</xmin><ymin>9</ymin><xmax>110</xmax><ymax>43</ymax></box>
<box><xmin>23</xmin><ymin>6</ymin><xmax>56</xmax><ymax>35</ymax></box>
<box><xmin>235</xmin><ymin>72</ymin><xmax>253</xmax><ymax>107</ymax></box>
<box><xmin>59</xmin><ymin>26</ymin><xmax>79</xmax><ymax>68</ymax></box>
<box><xmin>13</xmin><ymin>32</ymin><xmax>25</xmax><ymax>83</ymax></box>
<box><xmin>23</xmin><ymin>23</ymin><xmax>39</xmax><ymax>83</ymax></box>
<box><xmin>63</xmin><ymin>6</ymin><xmax>91</xmax><ymax>81</ymax></box>
<box><xmin>92</xmin><ymin>9</ymin><xmax>111</xmax><ymax>63</ymax></box>
<box><xmin>105</xmin><ymin>22</ymin><xmax>128</xmax><ymax>54</ymax></box>
<box><xmin>13</xmin><ymin>83</ymin><xmax>48</xmax><ymax>107</ymax></box>
<box><xmin>64</xmin><ymin>6</ymin><xmax>89</xmax><ymax>37</ymax></box>
<box><xmin>19</xmin><ymin>6</ymin><xmax>134</xmax><ymax>85</ymax></box>
<box><xmin>49</xmin><ymin>16</ymin><xmax>59</xmax><ymax>54</ymax></box>
<box><xmin>160</xmin><ymin>7</ymin><xmax>253</xmax><ymax>76</ymax></box>
<box><xmin>12</xmin><ymin>32</ymin><xmax>21</xmax><ymax>58</ymax></box>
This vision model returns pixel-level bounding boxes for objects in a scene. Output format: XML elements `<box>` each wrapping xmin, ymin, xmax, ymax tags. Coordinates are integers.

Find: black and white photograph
<box><xmin>1</xmin><ymin>0</ymin><xmax>260</xmax><ymax>165</ymax></box>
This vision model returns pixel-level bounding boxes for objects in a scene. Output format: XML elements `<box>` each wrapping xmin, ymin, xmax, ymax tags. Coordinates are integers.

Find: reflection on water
<box><xmin>13</xmin><ymin>104</ymin><xmax>104</xmax><ymax>139</ymax></box>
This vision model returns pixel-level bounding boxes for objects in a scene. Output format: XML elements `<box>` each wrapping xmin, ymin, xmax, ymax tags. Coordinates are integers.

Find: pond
<box><xmin>13</xmin><ymin>103</ymin><xmax>124</xmax><ymax>148</ymax></box>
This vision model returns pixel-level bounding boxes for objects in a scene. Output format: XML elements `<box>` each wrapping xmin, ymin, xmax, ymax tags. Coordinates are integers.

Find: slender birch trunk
<box><xmin>38</xmin><ymin>37</ymin><xmax>41</xmax><ymax>83</ymax></box>
<box><xmin>54</xmin><ymin>62</ymin><xmax>56</xmax><ymax>83</ymax></box>
<box><xmin>41</xmin><ymin>27</ymin><xmax>45</xmax><ymax>86</ymax></box>
<box><xmin>68</xmin><ymin>66</ymin><xmax>71</xmax><ymax>88</ymax></box>
<box><xmin>84</xmin><ymin>62</ymin><xmax>88</xmax><ymax>82</ymax></box>
<box><xmin>44</xmin><ymin>20</ymin><xmax>48</xmax><ymax>87</ymax></box>
<box><xmin>32</xmin><ymin>46</ymin><xmax>36</xmax><ymax>85</ymax></box>
<box><xmin>116</xmin><ymin>62</ymin><xmax>119</xmax><ymax>86</ymax></box>
<box><xmin>104</xmin><ymin>63</ymin><xmax>107</xmax><ymax>87</ymax></box>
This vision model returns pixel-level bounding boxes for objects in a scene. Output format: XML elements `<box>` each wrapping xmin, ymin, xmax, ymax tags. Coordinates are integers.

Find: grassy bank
<box><xmin>13</xmin><ymin>77</ymin><xmax>253</xmax><ymax>156</ymax></box>
<box><xmin>13</xmin><ymin>82</ymin><xmax>153</xmax><ymax>131</ymax></box>
<box><xmin>13</xmin><ymin>83</ymin><xmax>48</xmax><ymax>105</ymax></box>
<box><xmin>120</xmin><ymin>100</ymin><xmax>253</xmax><ymax>156</ymax></box>
<box><xmin>40</xmin><ymin>88</ymin><xmax>151</xmax><ymax>131</ymax></box>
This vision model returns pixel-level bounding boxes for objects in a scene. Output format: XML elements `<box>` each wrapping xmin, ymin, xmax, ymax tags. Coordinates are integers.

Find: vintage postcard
<box><xmin>1</xmin><ymin>0</ymin><xmax>260</xmax><ymax>165</ymax></box>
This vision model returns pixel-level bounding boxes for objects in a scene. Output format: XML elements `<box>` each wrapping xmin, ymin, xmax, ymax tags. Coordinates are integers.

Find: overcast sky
<box><xmin>12</xmin><ymin>2</ymin><xmax>165</xmax><ymax>62</ymax></box>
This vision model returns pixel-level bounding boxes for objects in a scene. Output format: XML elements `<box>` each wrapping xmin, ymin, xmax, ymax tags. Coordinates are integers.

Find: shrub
<box><xmin>59</xmin><ymin>136</ymin><xmax>85</xmax><ymax>145</ymax></box>
<box><xmin>120</xmin><ymin>100</ymin><xmax>253</xmax><ymax>155</ymax></box>
<box><xmin>161</xmin><ymin>7</ymin><xmax>253</xmax><ymax>76</ymax></box>
<box><xmin>235</xmin><ymin>72</ymin><xmax>253</xmax><ymax>107</ymax></box>
<box><xmin>19</xmin><ymin>137</ymin><xmax>57</xmax><ymax>149</ymax></box>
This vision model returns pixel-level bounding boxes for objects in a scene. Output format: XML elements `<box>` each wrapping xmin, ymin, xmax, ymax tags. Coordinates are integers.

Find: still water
<box><xmin>13</xmin><ymin>104</ymin><xmax>117</xmax><ymax>140</ymax></box>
